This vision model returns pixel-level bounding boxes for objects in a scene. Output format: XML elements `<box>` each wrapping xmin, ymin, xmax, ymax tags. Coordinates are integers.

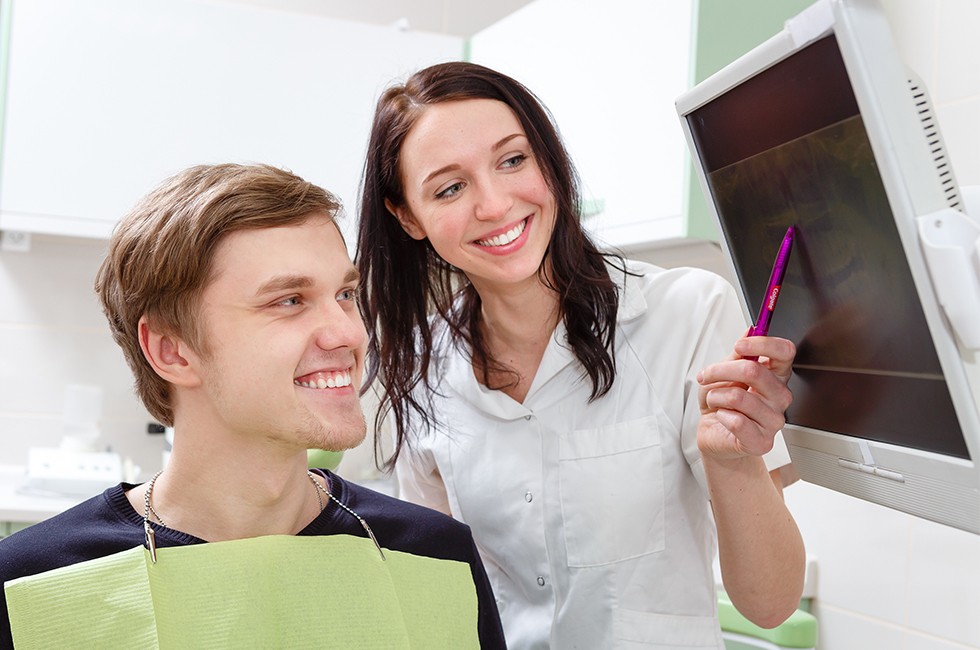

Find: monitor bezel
<box><xmin>676</xmin><ymin>0</ymin><xmax>980</xmax><ymax>533</ymax></box>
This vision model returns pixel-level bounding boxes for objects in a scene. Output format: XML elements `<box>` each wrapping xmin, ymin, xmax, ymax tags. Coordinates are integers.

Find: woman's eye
<box><xmin>501</xmin><ymin>154</ymin><xmax>527</xmax><ymax>169</ymax></box>
<box><xmin>436</xmin><ymin>182</ymin><xmax>464</xmax><ymax>199</ymax></box>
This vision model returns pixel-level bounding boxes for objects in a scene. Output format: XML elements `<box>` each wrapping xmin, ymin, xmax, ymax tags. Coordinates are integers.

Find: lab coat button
<box><xmin>536</xmin><ymin>576</ymin><xmax>546</xmax><ymax>587</ymax></box>
<box><xmin>524</xmin><ymin>491</ymin><xmax>533</xmax><ymax>503</ymax></box>
<box><xmin>524</xmin><ymin>415</ymin><xmax>532</xmax><ymax>420</ymax></box>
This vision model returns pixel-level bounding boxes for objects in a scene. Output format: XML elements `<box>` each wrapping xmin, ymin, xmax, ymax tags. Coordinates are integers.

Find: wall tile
<box><xmin>903</xmin><ymin>630</ymin><xmax>980</xmax><ymax>650</ymax></box>
<box><xmin>880</xmin><ymin>0</ymin><xmax>940</xmax><ymax>91</ymax></box>
<box><xmin>0</xmin><ymin>324</ymin><xmax>138</xmax><ymax>415</ymax></box>
<box><xmin>0</xmin><ymin>235</ymin><xmax>108</xmax><ymax>329</ymax></box>
<box><xmin>0</xmin><ymin>411</ymin><xmax>159</xmax><ymax>480</ymax></box>
<box><xmin>0</xmin><ymin>414</ymin><xmax>63</xmax><ymax>462</ymax></box>
<box><xmin>934</xmin><ymin>0</ymin><xmax>980</xmax><ymax>104</ymax></box>
<box><xmin>0</xmin><ymin>234</ymin><xmax>157</xmax><ymax>477</ymax></box>
<box><xmin>785</xmin><ymin>482</ymin><xmax>912</xmax><ymax>625</ymax></box>
<box><xmin>905</xmin><ymin>517</ymin><xmax>980</xmax><ymax>647</ymax></box>
<box><xmin>812</xmin><ymin>605</ymin><xmax>907</xmax><ymax>650</ymax></box>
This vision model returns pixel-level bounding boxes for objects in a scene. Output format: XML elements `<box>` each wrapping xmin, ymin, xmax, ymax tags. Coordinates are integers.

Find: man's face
<box><xmin>189</xmin><ymin>213</ymin><xmax>367</xmax><ymax>452</ymax></box>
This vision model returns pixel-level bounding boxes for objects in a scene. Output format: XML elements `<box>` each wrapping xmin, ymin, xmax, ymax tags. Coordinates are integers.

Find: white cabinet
<box><xmin>470</xmin><ymin>0</ymin><xmax>693</xmax><ymax>251</ymax></box>
<box><xmin>0</xmin><ymin>0</ymin><xmax>462</xmax><ymax>240</ymax></box>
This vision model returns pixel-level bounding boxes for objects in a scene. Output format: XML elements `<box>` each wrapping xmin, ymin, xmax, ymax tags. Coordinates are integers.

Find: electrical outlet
<box><xmin>0</xmin><ymin>230</ymin><xmax>32</xmax><ymax>253</ymax></box>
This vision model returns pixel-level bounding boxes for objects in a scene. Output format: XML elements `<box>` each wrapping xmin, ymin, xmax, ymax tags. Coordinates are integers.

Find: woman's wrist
<box><xmin>702</xmin><ymin>453</ymin><xmax>770</xmax><ymax>486</ymax></box>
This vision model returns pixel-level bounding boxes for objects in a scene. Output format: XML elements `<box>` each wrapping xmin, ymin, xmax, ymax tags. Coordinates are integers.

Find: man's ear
<box><xmin>138</xmin><ymin>317</ymin><xmax>202</xmax><ymax>388</ymax></box>
<box><xmin>384</xmin><ymin>199</ymin><xmax>426</xmax><ymax>241</ymax></box>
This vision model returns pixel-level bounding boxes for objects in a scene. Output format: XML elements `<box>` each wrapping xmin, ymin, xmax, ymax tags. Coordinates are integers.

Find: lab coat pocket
<box><xmin>613</xmin><ymin>608</ymin><xmax>723</xmax><ymax>649</ymax></box>
<box><xmin>558</xmin><ymin>416</ymin><xmax>665</xmax><ymax>567</ymax></box>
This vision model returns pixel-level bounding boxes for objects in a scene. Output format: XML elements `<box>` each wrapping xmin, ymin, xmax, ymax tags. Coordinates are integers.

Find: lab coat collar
<box><xmin>614</xmin><ymin>261</ymin><xmax>649</xmax><ymax>323</ymax></box>
<box><xmin>442</xmin><ymin>340</ymin><xmax>532</xmax><ymax>419</ymax></box>
<box><xmin>442</xmin><ymin>262</ymin><xmax>648</xmax><ymax>417</ymax></box>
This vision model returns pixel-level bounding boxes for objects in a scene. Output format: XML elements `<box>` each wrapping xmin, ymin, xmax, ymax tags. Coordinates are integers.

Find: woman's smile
<box><xmin>473</xmin><ymin>216</ymin><xmax>532</xmax><ymax>253</ymax></box>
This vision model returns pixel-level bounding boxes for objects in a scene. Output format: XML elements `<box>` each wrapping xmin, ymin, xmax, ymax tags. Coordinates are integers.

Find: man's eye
<box><xmin>278</xmin><ymin>296</ymin><xmax>301</xmax><ymax>307</ymax></box>
<box><xmin>337</xmin><ymin>288</ymin><xmax>358</xmax><ymax>301</ymax></box>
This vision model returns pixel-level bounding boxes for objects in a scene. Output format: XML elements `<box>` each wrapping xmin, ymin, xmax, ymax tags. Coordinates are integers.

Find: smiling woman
<box><xmin>357</xmin><ymin>62</ymin><xmax>805</xmax><ymax>649</ymax></box>
<box><xmin>389</xmin><ymin>99</ymin><xmax>557</xmax><ymax>299</ymax></box>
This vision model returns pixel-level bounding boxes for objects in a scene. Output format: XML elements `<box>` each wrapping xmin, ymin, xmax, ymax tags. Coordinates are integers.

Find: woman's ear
<box><xmin>138</xmin><ymin>317</ymin><xmax>202</xmax><ymax>388</ymax></box>
<box><xmin>384</xmin><ymin>199</ymin><xmax>426</xmax><ymax>241</ymax></box>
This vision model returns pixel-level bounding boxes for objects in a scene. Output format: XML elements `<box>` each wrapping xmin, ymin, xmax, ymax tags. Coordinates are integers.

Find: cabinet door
<box><xmin>0</xmin><ymin>0</ymin><xmax>461</xmax><ymax>239</ymax></box>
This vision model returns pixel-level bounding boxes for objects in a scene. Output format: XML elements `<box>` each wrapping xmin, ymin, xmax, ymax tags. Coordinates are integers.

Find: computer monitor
<box><xmin>676</xmin><ymin>0</ymin><xmax>980</xmax><ymax>533</ymax></box>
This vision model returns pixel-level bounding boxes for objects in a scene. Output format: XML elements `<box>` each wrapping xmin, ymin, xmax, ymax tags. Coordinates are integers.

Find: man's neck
<box><xmin>126</xmin><ymin>439</ymin><xmax>323</xmax><ymax>542</ymax></box>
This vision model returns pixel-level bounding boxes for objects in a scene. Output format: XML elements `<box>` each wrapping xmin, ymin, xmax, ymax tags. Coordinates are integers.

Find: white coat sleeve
<box><xmin>395</xmin><ymin>443</ymin><xmax>454</xmax><ymax>517</ymax></box>
<box><xmin>678</xmin><ymin>271</ymin><xmax>792</xmax><ymax>494</ymax></box>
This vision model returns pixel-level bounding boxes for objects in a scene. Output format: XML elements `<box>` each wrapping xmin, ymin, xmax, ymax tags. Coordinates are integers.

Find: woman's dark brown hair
<box><xmin>357</xmin><ymin>61</ymin><xmax>626</xmax><ymax>470</ymax></box>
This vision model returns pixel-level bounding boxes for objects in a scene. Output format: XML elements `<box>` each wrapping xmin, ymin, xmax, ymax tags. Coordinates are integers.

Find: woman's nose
<box><xmin>473</xmin><ymin>178</ymin><xmax>513</xmax><ymax>222</ymax></box>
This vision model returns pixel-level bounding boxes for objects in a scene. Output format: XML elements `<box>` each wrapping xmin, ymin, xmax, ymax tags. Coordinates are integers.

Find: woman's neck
<box><xmin>472</xmin><ymin>276</ymin><xmax>561</xmax><ymax>403</ymax></box>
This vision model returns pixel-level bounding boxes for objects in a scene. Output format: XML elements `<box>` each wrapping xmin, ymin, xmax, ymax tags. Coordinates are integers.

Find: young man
<box><xmin>0</xmin><ymin>164</ymin><xmax>504</xmax><ymax>648</ymax></box>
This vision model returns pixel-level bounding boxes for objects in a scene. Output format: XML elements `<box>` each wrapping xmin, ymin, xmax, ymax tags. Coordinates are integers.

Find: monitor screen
<box><xmin>686</xmin><ymin>33</ymin><xmax>968</xmax><ymax>459</ymax></box>
<box><xmin>676</xmin><ymin>0</ymin><xmax>980</xmax><ymax>534</ymax></box>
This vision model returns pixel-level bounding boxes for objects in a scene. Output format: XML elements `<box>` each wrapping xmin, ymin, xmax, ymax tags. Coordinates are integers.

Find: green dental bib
<box><xmin>4</xmin><ymin>534</ymin><xmax>479</xmax><ymax>649</ymax></box>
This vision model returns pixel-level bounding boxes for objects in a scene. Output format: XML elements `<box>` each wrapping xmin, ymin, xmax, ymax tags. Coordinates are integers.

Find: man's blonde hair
<box><xmin>95</xmin><ymin>163</ymin><xmax>342</xmax><ymax>425</ymax></box>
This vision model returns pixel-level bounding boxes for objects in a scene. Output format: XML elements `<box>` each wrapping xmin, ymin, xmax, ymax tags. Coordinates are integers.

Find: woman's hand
<box><xmin>696</xmin><ymin>335</ymin><xmax>796</xmax><ymax>459</ymax></box>
<box><xmin>697</xmin><ymin>334</ymin><xmax>805</xmax><ymax>628</ymax></box>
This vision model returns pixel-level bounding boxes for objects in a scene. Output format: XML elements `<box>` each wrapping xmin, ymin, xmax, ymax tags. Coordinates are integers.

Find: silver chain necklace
<box><xmin>307</xmin><ymin>470</ymin><xmax>386</xmax><ymax>561</ymax></box>
<box><xmin>142</xmin><ymin>469</ymin><xmax>385</xmax><ymax>563</ymax></box>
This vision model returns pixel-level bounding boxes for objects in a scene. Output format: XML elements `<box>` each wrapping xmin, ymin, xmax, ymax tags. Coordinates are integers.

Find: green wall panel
<box><xmin>0</xmin><ymin>0</ymin><xmax>11</xmax><ymax>169</ymax></box>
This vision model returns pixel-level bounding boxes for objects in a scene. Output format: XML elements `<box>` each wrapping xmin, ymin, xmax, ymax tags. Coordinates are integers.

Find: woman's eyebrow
<box><xmin>420</xmin><ymin>133</ymin><xmax>525</xmax><ymax>185</ymax></box>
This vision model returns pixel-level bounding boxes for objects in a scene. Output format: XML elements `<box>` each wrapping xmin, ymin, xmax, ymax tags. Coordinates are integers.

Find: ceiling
<box><xmin>219</xmin><ymin>0</ymin><xmax>537</xmax><ymax>37</ymax></box>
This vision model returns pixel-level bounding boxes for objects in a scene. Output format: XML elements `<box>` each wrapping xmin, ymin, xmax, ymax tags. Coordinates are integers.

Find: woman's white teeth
<box><xmin>294</xmin><ymin>371</ymin><xmax>352</xmax><ymax>389</ymax></box>
<box><xmin>478</xmin><ymin>219</ymin><xmax>526</xmax><ymax>247</ymax></box>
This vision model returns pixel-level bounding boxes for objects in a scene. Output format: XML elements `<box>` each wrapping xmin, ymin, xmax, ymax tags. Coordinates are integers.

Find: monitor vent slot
<box><xmin>907</xmin><ymin>73</ymin><xmax>962</xmax><ymax>211</ymax></box>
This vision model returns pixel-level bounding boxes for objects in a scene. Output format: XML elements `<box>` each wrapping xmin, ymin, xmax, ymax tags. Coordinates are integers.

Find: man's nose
<box><xmin>313</xmin><ymin>302</ymin><xmax>366</xmax><ymax>351</ymax></box>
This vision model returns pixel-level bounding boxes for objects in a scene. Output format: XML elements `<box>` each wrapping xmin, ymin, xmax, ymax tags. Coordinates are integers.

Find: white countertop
<box><xmin>0</xmin><ymin>465</ymin><xmax>86</xmax><ymax>524</ymax></box>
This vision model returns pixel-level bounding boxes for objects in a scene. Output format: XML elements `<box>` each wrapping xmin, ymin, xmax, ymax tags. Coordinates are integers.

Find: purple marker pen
<box><xmin>744</xmin><ymin>226</ymin><xmax>795</xmax><ymax>361</ymax></box>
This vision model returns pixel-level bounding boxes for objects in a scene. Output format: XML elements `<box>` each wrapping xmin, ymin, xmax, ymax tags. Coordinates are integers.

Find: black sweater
<box><xmin>0</xmin><ymin>470</ymin><xmax>505</xmax><ymax>649</ymax></box>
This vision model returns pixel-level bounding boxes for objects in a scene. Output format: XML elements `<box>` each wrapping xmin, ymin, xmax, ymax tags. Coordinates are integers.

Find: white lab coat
<box><xmin>398</xmin><ymin>260</ymin><xmax>791</xmax><ymax>649</ymax></box>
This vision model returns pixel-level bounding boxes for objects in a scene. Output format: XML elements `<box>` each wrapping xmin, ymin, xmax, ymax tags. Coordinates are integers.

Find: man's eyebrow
<box><xmin>254</xmin><ymin>267</ymin><xmax>360</xmax><ymax>297</ymax></box>
<box><xmin>254</xmin><ymin>274</ymin><xmax>314</xmax><ymax>297</ymax></box>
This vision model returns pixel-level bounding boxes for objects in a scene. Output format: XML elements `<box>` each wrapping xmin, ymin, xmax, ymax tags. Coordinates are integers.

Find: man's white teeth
<box><xmin>477</xmin><ymin>219</ymin><xmax>526</xmax><ymax>247</ymax></box>
<box><xmin>294</xmin><ymin>371</ymin><xmax>352</xmax><ymax>389</ymax></box>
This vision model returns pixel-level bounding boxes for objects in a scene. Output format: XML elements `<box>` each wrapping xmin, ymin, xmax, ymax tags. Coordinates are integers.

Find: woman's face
<box><xmin>389</xmin><ymin>98</ymin><xmax>557</xmax><ymax>295</ymax></box>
